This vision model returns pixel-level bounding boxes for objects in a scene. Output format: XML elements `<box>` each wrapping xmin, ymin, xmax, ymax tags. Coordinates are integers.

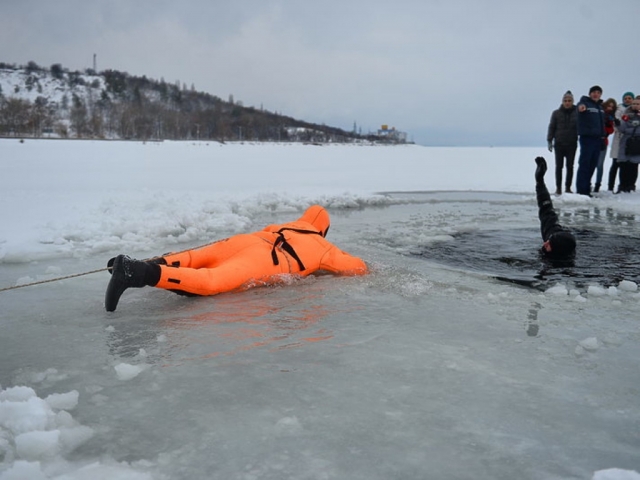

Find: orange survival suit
<box><xmin>154</xmin><ymin>205</ymin><xmax>368</xmax><ymax>296</ymax></box>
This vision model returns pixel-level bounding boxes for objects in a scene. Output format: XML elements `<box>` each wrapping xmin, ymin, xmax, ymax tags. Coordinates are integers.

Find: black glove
<box><xmin>614</xmin><ymin>117</ymin><xmax>621</xmax><ymax>126</ymax></box>
<box><xmin>535</xmin><ymin>156</ymin><xmax>547</xmax><ymax>183</ymax></box>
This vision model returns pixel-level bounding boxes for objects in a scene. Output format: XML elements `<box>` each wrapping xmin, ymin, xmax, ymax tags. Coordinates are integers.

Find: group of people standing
<box><xmin>547</xmin><ymin>87</ymin><xmax>640</xmax><ymax>195</ymax></box>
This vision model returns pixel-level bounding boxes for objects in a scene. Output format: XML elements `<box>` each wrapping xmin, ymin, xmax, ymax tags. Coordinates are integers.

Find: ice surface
<box><xmin>618</xmin><ymin>280</ymin><xmax>638</xmax><ymax>292</ymax></box>
<box><xmin>1</xmin><ymin>140</ymin><xmax>640</xmax><ymax>479</ymax></box>
<box><xmin>114</xmin><ymin>364</ymin><xmax>147</xmax><ymax>381</ymax></box>
<box><xmin>44</xmin><ymin>391</ymin><xmax>78</xmax><ymax>411</ymax></box>
<box><xmin>15</xmin><ymin>430</ymin><xmax>60</xmax><ymax>461</ymax></box>
<box><xmin>593</xmin><ymin>469</ymin><xmax>640</xmax><ymax>480</ymax></box>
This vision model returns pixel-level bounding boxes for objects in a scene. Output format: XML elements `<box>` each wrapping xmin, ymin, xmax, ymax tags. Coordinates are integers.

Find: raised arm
<box><xmin>535</xmin><ymin>157</ymin><xmax>560</xmax><ymax>241</ymax></box>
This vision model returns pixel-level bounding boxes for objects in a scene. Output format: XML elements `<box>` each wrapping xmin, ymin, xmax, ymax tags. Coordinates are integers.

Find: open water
<box><xmin>397</xmin><ymin>192</ymin><xmax>640</xmax><ymax>290</ymax></box>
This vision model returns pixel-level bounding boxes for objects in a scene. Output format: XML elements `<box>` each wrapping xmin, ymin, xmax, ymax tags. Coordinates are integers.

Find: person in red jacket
<box><xmin>105</xmin><ymin>205</ymin><xmax>368</xmax><ymax>311</ymax></box>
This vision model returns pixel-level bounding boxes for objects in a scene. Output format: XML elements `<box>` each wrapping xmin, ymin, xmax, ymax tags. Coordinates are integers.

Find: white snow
<box><xmin>1</xmin><ymin>139</ymin><xmax>640</xmax><ymax>479</ymax></box>
<box><xmin>594</xmin><ymin>469</ymin><xmax>640</xmax><ymax>480</ymax></box>
<box><xmin>113</xmin><ymin>364</ymin><xmax>146</xmax><ymax>381</ymax></box>
<box><xmin>618</xmin><ymin>280</ymin><xmax>638</xmax><ymax>292</ymax></box>
<box><xmin>0</xmin><ymin>385</ymin><xmax>95</xmax><ymax>479</ymax></box>
<box><xmin>579</xmin><ymin>337</ymin><xmax>599</xmax><ymax>352</ymax></box>
<box><xmin>0</xmin><ymin>67</ymin><xmax>104</xmax><ymax>108</ymax></box>
<box><xmin>545</xmin><ymin>284</ymin><xmax>568</xmax><ymax>296</ymax></box>
<box><xmin>14</xmin><ymin>430</ymin><xmax>61</xmax><ymax>461</ymax></box>
<box><xmin>588</xmin><ymin>285</ymin><xmax>607</xmax><ymax>297</ymax></box>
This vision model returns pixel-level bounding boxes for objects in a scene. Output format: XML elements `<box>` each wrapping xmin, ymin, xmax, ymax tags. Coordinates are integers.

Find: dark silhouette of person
<box><xmin>535</xmin><ymin>156</ymin><xmax>577</xmax><ymax>257</ymax></box>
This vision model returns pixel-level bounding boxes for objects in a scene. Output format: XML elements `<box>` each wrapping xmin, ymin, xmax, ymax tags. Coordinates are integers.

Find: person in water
<box><xmin>535</xmin><ymin>156</ymin><xmax>576</xmax><ymax>258</ymax></box>
<box><xmin>104</xmin><ymin>205</ymin><xmax>368</xmax><ymax>311</ymax></box>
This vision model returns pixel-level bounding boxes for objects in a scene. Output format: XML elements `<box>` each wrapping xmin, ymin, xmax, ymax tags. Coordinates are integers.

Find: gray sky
<box><xmin>1</xmin><ymin>0</ymin><xmax>638</xmax><ymax>146</ymax></box>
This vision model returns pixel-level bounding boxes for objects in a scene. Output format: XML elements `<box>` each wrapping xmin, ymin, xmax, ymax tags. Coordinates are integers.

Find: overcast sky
<box><xmin>1</xmin><ymin>0</ymin><xmax>638</xmax><ymax>146</ymax></box>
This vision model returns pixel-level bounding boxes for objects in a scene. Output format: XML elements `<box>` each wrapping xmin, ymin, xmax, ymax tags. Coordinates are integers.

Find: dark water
<box><xmin>348</xmin><ymin>191</ymin><xmax>640</xmax><ymax>291</ymax></box>
<box><xmin>412</xmin><ymin>228</ymin><xmax>640</xmax><ymax>290</ymax></box>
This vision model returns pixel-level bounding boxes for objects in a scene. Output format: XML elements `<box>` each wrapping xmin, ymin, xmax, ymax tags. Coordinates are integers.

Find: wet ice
<box><xmin>1</xmin><ymin>141</ymin><xmax>640</xmax><ymax>479</ymax></box>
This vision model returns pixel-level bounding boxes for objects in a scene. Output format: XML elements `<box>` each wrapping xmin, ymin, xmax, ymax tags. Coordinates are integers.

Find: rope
<box><xmin>0</xmin><ymin>239</ymin><xmax>224</xmax><ymax>293</ymax></box>
<box><xmin>0</xmin><ymin>267</ymin><xmax>108</xmax><ymax>292</ymax></box>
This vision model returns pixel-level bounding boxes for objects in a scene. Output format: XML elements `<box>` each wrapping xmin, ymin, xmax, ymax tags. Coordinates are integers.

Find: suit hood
<box><xmin>298</xmin><ymin>205</ymin><xmax>331</xmax><ymax>237</ymax></box>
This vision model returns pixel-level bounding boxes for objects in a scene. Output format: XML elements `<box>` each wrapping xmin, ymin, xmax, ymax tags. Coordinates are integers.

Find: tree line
<box><xmin>0</xmin><ymin>61</ymin><xmax>404</xmax><ymax>144</ymax></box>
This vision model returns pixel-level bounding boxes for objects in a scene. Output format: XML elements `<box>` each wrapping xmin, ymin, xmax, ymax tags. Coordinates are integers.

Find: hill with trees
<box><xmin>0</xmin><ymin>61</ymin><xmax>408</xmax><ymax>144</ymax></box>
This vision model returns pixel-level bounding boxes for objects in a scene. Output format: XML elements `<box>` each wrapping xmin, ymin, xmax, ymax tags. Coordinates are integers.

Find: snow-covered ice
<box><xmin>1</xmin><ymin>139</ymin><xmax>639</xmax><ymax>479</ymax></box>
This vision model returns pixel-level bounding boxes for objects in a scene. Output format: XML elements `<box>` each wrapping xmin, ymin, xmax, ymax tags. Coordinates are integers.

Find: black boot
<box><xmin>107</xmin><ymin>255</ymin><xmax>166</xmax><ymax>272</ymax></box>
<box><xmin>105</xmin><ymin>255</ymin><xmax>161</xmax><ymax>312</ymax></box>
<box><xmin>594</xmin><ymin>183</ymin><xmax>600</xmax><ymax>193</ymax></box>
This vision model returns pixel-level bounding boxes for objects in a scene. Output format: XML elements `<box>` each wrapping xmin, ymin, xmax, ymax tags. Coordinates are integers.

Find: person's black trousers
<box><xmin>608</xmin><ymin>158</ymin><xmax>619</xmax><ymax>191</ymax></box>
<box><xmin>618</xmin><ymin>162</ymin><xmax>639</xmax><ymax>192</ymax></box>
<box><xmin>554</xmin><ymin>144</ymin><xmax>577</xmax><ymax>190</ymax></box>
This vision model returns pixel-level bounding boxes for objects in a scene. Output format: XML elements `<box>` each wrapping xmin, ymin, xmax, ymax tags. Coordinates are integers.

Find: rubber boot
<box><xmin>107</xmin><ymin>255</ymin><xmax>166</xmax><ymax>271</ymax></box>
<box><xmin>105</xmin><ymin>255</ymin><xmax>161</xmax><ymax>312</ymax></box>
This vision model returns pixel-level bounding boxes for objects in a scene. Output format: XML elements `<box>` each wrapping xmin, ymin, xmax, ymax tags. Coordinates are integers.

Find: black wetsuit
<box><xmin>536</xmin><ymin>181</ymin><xmax>572</xmax><ymax>246</ymax></box>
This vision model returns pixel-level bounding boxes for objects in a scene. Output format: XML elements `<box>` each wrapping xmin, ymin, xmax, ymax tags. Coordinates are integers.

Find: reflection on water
<box><xmin>105</xmin><ymin>281</ymin><xmax>360</xmax><ymax>365</ymax></box>
<box><xmin>526</xmin><ymin>302</ymin><xmax>541</xmax><ymax>337</ymax></box>
<box><xmin>569</xmin><ymin>206</ymin><xmax>640</xmax><ymax>228</ymax></box>
<box><xmin>414</xmin><ymin>228</ymin><xmax>640</xmax><ymax>290</ymax></box>
<box><xmin>172</xmin><ymin>292</ymin><xmax>336</xmax><ymax>362</ymax></box>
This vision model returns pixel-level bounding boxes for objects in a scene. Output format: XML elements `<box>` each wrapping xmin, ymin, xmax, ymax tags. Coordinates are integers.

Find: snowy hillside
<box><xmin>0</xmin><ymin>65</ymin><xmax>105</xmax><ymax>108</ymax></box>
<box><xmin>0</xmin><ymin>62</ymin><xmax>394</xmax><ymax>143</ymax></box>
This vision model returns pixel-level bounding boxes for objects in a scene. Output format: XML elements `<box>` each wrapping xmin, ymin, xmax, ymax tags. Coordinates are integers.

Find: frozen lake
<box><xmin>1</xmin><ymin>140</ymin><xmax>639</xmax><ymax>479</ymax></box>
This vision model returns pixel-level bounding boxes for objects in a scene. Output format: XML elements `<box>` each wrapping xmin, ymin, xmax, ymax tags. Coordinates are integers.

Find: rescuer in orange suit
<box><xmin>105</xmin><ymin>205</ymin><xmax>368</xmax><ymax>311</ymax></box>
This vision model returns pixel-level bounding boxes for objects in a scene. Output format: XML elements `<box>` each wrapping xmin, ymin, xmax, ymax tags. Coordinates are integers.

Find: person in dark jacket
<box><xmin>575</xmin><ymin>85</ymin><xmax>606</xmax><ymax>196</ymax></box>
<box><xmin>547</xmin><ymin>90</ymin><xmax>578</xmax><ymax>194</ymax></box>
<box><xmin>594</xmin><ymin>97</ymin><xmax>617</xmax><ymax>192</ymax></box>
<box><xmin>535</xmin><ymin>157</ymin><xmax>576</xmax><ymax>257</ymax></box>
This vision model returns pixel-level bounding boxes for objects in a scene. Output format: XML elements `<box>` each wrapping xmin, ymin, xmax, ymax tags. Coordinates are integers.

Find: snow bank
<box><xmin>0</xmin><ymin>386</ymin><xmax>150</xmax><ymax>479</ymax></box>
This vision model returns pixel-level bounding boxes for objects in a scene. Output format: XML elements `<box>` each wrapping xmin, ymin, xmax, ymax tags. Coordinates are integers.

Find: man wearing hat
<box><xmin>575</xmin><ymin>85</ymin><xmax>606</xmax><ymax>196</ymax></box>
<box><xmin>534</xmin><ymin>157</ymin><xmax>576</xmax><ymax>258</ymax></box>
<box><xmin>546</xmin><ymin>90</ymin><xmax>578</xmax><ymax>194</ymax></box>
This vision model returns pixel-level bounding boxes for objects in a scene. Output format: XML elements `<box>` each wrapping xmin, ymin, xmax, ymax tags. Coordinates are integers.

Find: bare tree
<box><xmin>0</xmin><ymin>98</ymin><xmax>31</xmax><ymax>136</ymax></box>
<box><xmin>70</xmin><ymin>94</ymin><xmax>88</xmax><ymax>137</ymax></box>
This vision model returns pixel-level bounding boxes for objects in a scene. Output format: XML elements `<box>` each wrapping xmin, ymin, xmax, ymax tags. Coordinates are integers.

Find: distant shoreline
<box><xmin>0</xmin><ymin>136</ymin><xmax>418</xmax><ymax>147</ymax></box>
